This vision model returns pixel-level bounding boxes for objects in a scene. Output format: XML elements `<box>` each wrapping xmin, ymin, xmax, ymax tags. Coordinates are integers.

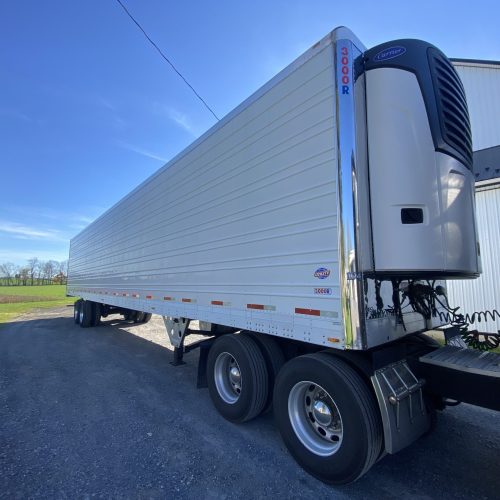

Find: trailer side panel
<box><xmin>68</xmin><ymin>39</ymin><xmax>343</xmax><ymax>347</ymax></box>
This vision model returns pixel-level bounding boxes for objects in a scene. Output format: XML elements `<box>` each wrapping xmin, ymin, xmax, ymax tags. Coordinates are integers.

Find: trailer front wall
<box><xmin>68</xmin><ymin>38</ymin><xmax>344</xmax><ymax>347</ymax></box>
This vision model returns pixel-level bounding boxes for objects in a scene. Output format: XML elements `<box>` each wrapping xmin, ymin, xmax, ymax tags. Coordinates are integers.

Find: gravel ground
<box><xmin>0</xmin><ymin>306</ymin><xmax>499</xmax><ymax>499</ymax></box>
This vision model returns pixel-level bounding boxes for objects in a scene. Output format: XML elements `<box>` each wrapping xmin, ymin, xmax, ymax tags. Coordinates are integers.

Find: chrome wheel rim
<box><xmin>288</xmin><ymin>381</ymin><xmax>343</xmax><ymax>456</ymax></box>
<box><xmin>214</xmin><ymin>352</ymin><xmax>242</xmax><ymax>404</ymax></box>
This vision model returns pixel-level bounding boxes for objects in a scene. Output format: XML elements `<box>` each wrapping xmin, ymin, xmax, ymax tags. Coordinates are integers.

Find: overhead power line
<box><xmin>115</xmin><ymin>0</ymin><xmax>220</xmax><ymax>121</ymax></box>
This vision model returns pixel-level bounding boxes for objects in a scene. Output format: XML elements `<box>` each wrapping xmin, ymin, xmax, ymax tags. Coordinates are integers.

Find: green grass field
<box><xmin>0</xmin><ymin>285</ymin><xmax>76</xmax><ymax>324</ymax></box>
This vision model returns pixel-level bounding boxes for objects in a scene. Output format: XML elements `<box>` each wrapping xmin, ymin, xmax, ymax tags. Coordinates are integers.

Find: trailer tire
<box><xmin>134</xmin><ymin>312</ymin><xmax>145</xmax><ymax>323</ymax></box>
<box><xmin>124</xmin><ymin>310</ymin><xmax>137</xmax><ymax>322</ymax></box>
<box><xmin>73</xmin><ymin>300</ymin><xmax>82</xmax><ymax>324</ymax></box>
<box><xmin>207</xmin><ymin>334</ymin><xmax>268</xmax><ymax>423</ymax></box>
<box><xmin>273</xmin><ymin>352</ymin><xmax>383</xmax><ymax>485</ymax></box>
<box><xmin>91</xmin><ymin>302</ymin><xmax>101</xmax><ymax>327</ymax></box>
<box><xmin>79</xmin><ymin>300</ymin><xmax>93</xmax><ymax>328</ymax></box>
<box><xmin>141</xmin><ymin>313</ymin><xmax>152</xmax><ymax>324</ymax></box>
<box><xmin>245</xmin><ymin>332</ymin><xmax>285</xmax><ymax>412</ymax></box>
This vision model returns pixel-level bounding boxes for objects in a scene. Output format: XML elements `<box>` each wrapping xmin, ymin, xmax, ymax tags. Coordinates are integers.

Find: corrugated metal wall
<box><xmin>454</xmin><ymin>62</ymin><xmax>500</xmax><ymax>151</ymax></box>
<box><xmin>446</xmin><ymin>62</ymin><xmax>500</xmax><ymax>333</ymax></box>
<box><xmin>447</xmin><ymin>184</ymin><xmax>500</xmax><ymax>333</ymax></box>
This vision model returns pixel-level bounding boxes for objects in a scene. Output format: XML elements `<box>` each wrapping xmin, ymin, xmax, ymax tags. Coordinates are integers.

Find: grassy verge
<box><xmin>0</xmin><ymin>284</ymin><xmax>70</xmax><ymax>298</ymax></box>
<box><xmin>0</xmin><ymin>285</ymin><xmax>75</xmax><ymax>324</ymax></box>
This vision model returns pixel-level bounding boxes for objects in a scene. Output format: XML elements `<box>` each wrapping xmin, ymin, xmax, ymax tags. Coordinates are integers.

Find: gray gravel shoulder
<box><xmin>0</xmin><ymin>307</ymin><xmax>499</xmax><ymax>499</ymax></box>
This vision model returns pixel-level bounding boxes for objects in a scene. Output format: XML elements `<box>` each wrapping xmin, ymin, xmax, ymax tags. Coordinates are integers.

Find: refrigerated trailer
<box><xmin>68</xmin><ymin>27</ymin><xmax>500</xmax><ymax>484</ymax></box>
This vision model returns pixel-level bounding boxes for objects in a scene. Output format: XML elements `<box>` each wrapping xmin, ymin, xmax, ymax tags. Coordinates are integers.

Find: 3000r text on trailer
<box><xmin>68</xmin><ymin>27</ymin><xmax>500</xmax><ymax>485</ymax></box>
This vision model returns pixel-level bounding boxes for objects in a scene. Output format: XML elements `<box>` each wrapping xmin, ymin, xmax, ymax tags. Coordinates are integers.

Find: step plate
<box><xmin>420</xmin><ymin>345</ymin><xmax>500</xmax><ymax>378</ymax></box>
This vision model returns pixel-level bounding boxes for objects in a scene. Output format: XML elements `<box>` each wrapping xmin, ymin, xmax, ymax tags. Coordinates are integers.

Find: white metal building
<box><xmin>448</xmin><ymin>59</ymin><xmax>500</xmax><ymax>332</ymax></box>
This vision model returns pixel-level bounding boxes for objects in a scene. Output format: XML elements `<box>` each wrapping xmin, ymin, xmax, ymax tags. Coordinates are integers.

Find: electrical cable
<box><xmin>403</xmin><ymin>280</ymin><xmax>500</xmax><ymax>351</ymax></box>
<box><xmin>433</xmin><ymin>294</ymin><xmax>500</xmax><ymax>350</ymax></box>
<box><xmin>114</xmin><ymin>0</ymin><xmax>220</xmax><ymax>121</ymax></box>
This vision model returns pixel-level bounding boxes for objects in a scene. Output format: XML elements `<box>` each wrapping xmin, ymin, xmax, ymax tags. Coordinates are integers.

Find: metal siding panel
<box><xmin>447</xmin><ymin>186</ymin><xmax>500</xmax><ymax>333</ymax></box>
<box><xmin>453</xmin><ymin>64</ymin><xmax>500</xmax><ymax>151</ymax></box>
<box><xmin>68</xmin><ymin>42</ymin><xmax>342</xmax><ymax>347</ymax></box>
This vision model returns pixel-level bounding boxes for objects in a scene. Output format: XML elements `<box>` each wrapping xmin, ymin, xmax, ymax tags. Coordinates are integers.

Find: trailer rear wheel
<box><xmin>134</xmin><ymin>312</ymin><xmax>145</xmax><ymax>323</ymax></box>
<box><xmin>124</xmin><ymin>310</ymin><xmax>137</xmax><ymax>322</ymax></box>
<box><xmin>207</xmin><ymin>334</ymin><xmax>268</xmax><ymax>423</ymax></box>
<box><xmin>73</xmin><ymin>300</ymin><xmax>82</xmax><ymax>324</ymax></box>
<box><xmin>79</xmin><ymin>300</ymin><xmax>93</xmax><ymax>328</ymax></box>
<box><xmin>245</xmin><ymin>332</ymin><xmax>285</xmax><ymax>412</ymax></box>
<box><xmin>141</xmin><ymin>313</ymin><xmax>152</xmax><ymax>324</ymax></box>
<box><xmin>91</xmin><ymin>302</ymin><xmax>101</xmax><ymax>327</ymax></box>
<box><xmin>273</xmin><ymin>353</ymin><xmax>382</xmax><ymax>484</ymax></box>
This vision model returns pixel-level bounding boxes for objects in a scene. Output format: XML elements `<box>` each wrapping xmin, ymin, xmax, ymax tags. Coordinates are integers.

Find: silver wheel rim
<box><xmin>79</xmin><ymin>307</ymin><xmax>84</xmax><ymax>323</ymax></box>
<box><xmin>288</xmin><ymin>381</ymin><xmax>343</xmax><ymax>456</ymax></box>
<box><xmin>214</xmin><ymin>352</ymin><xmax>242</xmax><ymax>404</ymax></box>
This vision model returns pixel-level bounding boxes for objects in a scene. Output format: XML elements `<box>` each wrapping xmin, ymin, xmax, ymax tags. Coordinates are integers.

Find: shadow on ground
<box><xmin>0</xmin><ymin>308</ymin><xmax>499</xmax><ymax>498</ymax></box>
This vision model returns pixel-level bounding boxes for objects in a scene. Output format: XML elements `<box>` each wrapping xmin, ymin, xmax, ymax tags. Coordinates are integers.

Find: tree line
<box><xmin>0</xmin><ymin>258</ymin><xmax>68</xmax><ymax>286</ymax></box>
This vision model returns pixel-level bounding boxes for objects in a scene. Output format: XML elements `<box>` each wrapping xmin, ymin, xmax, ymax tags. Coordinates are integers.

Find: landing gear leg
<box><xmin>163</xmin><ymin>316</ymin><xmax>190</xmax><ymax>366</ymax></box>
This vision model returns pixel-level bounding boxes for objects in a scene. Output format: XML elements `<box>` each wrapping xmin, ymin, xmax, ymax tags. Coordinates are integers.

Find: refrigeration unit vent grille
<box><xmin>428</xmin><ymin>48</ymin><xmax>473</xmax><ymax>169</ymax></box>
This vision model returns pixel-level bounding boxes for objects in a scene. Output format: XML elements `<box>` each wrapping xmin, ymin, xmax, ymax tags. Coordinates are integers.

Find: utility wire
<box><xmin>115</xmin><ymin>0</ymin><xmax>220</xmax><ymax>121</ymax></box>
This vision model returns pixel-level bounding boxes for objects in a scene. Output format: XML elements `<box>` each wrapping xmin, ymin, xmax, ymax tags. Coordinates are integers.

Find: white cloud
<box><xmin>98</xmin><ymin>96</ymin><xmax>115</xmax><ymax>111</ymax></box>
<box><xmin>117</xmin><ymin>141</ymin><xmax>168</xmax><ymax>162</ymax></box>
<box><xmin>0</xmin><ymin>222</ymin><xmax>59</xmax><ymax>239</ymax></box>
<box><xmin>71</xmin><ymin>214</ymin><xmax>94</xmax><ymax>225</ymax></box>
<box><xmin>165</xmin><ymin>108</ymin><xmax>199</xmax><ymax>137</ymax></box>
<box><xmin>5</xmin><ymin>207</ymin><xmax>98</xmax><ymax>227</ymax></box>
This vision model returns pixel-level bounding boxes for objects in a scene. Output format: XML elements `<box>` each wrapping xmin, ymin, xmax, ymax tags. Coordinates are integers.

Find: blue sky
<box><xmin>1</xmin><ymin>0</ymin><xmax>499</xmax><ymax>266</ymax></box>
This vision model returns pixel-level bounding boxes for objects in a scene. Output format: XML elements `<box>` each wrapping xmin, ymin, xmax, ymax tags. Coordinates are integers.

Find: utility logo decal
<box><xmin>314</xmin><ymin>267</ymin><xmax>331</xmax><ymax>279</ymax></box>
<box><xmin>374</xmin><ymin>46</ymin><xmax>406</xmax><ymax>62</ymax></box>
<box><xmin>314</xmin><ymin>287</ymin><xmax>332</xmax><ymax>295</ymax></box>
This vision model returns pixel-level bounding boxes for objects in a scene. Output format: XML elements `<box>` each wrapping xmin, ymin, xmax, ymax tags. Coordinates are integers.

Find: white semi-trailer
<box><xmin>68</xmin><ymin>27</ymin><xmax>499</xmax><ymax>484</ymax></box>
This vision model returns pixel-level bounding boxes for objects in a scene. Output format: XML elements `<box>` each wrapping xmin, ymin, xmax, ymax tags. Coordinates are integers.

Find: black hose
<box><xmin>433</xmin><ymin>294</ymin><xmax>500</xmax><ymax>351</ymax></box>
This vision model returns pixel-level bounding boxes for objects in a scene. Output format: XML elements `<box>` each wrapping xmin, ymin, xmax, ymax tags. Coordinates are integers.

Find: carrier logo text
<box><xmin>374</xmin><ymin>46</ymin><xmax>406</xmax><ymax>62</ymax></box>
<box><xmin>314</xmin><ymin>287</ymin><xmax>332</xmax><ymax>295</ymax></box>
<box><xmin>314</xmin><ymin>267</ymin><xmax>331</xmax><ymax>279</ymax></box>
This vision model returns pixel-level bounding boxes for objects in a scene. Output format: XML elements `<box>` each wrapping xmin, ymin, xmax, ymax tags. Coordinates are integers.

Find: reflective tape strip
<box><xmin>146</xmin><ymin>295</ymin><xmax>153</xmax><ymax>299</ymax></box>
<box><xmin>211</xmin><ymin>300</ymin><xmax>231</xmax><ymax>306</ymax></box>
<box><xmin>122</xmin><ymin>293</ymin><xmax>129</xmax><ymax>297</ymax></box>
<box><xmin>295</xmin><ymin>307</ymin><xmax>320</xmax><ymax>316</ymax></box>
<box><xmin>295</xmin><ymin>308</ymin><xmax>337</xmax><ymax>318</ymax></box>
<box><xmin>182</xmin><ymin>298</ymin><xmax>197</xmax><ymax>303</ymax></box>
<box><xmin>164</xmin><ymin>296</ymin><xmax>174</xmax><ymax>301</ymax></box>
<box><xmin>132</xmin><ymin>294</ymin><xmax>140</xmax><ymax>298</ymax></box>
<box><xmin>247</xmin><ymin>304</ymin><xmax>276</xmax><ymax>311</ymax></box>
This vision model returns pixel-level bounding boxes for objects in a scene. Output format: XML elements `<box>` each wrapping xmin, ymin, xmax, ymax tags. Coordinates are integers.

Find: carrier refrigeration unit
<box><xmin>68</xmin><ymin>27</ymin><xmax>499</xmax><ymax>484</ymax></box>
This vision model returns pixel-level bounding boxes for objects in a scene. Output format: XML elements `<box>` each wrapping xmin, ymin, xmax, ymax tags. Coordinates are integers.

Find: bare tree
<box><xmin>19</xmin><ymin>267</ymin><xmax>29</xmax><ymax>286</ymax></box>
<box><xmin>36</xmin><ymin>261</ymin><xmax>45</xmax><ymax>284</ymax></box>
<box><xmin>58</xmin><ymin>260</ymin><xmax>68</xmax><ymax>284</ymax></box>
<box><xmin>0</xmin><ymin>262</ymin><xmax>18</xmax><ymax>285</ymax></box>
<box><xmin>43</xmin><ymin>260</ymin><xmax>57</xmax><ymax>284</ymax></box>
<box><xmin>27</xmin><ymin>257</ymin><xmax>39</xmax><ymax>286</ymax></box>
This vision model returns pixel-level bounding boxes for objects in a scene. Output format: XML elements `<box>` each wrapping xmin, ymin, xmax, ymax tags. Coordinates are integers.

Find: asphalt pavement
<box><xmin>1</xmin><ymin>307</ymin><xmax>499</xmax><ymax>499</ymax></box>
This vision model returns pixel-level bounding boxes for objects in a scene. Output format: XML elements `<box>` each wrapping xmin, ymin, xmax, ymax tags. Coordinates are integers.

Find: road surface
<box><xmin>1</xmin><ymin>307</ymin><xmax>499</xmax><ymax>499</ymax></box>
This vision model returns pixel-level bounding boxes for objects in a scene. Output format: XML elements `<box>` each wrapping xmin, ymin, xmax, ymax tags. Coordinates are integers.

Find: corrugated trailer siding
<box><xmin>447</xmin><ymin>185</ymin><xmax>500</xmax><ymax>333</ymax></box>
<box><xmin>68</xmin><ymin>41</ymin><xmax>343</xmax><ymax>345</ymax></box>
<box><xmin>453</xmin><ymin>63</ymin><xmax>500</xmax><ymax>151</ymax></box>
